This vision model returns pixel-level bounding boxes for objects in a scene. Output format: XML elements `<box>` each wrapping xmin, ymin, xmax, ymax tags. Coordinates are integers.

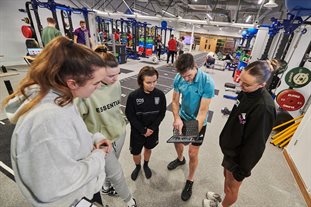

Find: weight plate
<box><xmin>285</xmin><ymin>67</ymin><xmax>311</xmax><ymax>88</ymax></box>
<box><xmin>21</xmin><ymin>25</ymin><xmax>34</xmax><ymax>38</ymax></box>
<box><xmin>276</xmin><ymin>89</ymin><xmax>305</xmax><ymax>111</ymax></box>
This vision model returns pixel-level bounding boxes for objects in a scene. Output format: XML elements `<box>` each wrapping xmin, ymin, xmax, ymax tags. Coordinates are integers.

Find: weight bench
<box><xmin>223</xmin><ymin>82</ymin><xmax>239</xmax><ymax>100</ymax></box>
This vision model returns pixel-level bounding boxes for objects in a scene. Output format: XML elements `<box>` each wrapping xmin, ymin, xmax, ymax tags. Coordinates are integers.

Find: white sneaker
<box><xmin>202</xmin><ymin>198</ymin><xmax>220</xmax><ymax>207</ymax></box>
<box><xmin>206</xmin><ymin>191</ymin><xmax>222</xmax><ymax>203</ymax></box>
<box><xmin>127</xmin><ymin>198</ymin><xmax>137</xmax><ymax>207</ymax></box>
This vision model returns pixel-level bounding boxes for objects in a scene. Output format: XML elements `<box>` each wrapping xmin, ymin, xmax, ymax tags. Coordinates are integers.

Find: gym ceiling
<box><xmin>67</xmin><ymin>0</ymin><xmax>286</xmax><ymax>25</ymax></box>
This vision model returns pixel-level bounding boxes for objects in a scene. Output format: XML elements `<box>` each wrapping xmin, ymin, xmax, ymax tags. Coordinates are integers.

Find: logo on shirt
<box><xmin>154</xmin><ymin>97</ymin><xmax>160</xmax><ymax>105</ymax></box>
<box><xmin>96</xmin><ymin>100</ymin><xmax>120</xmax><ymax>113</ymax></box>
<box><xmin>238</xmin><ymin>113</ymin><xmax>246</xmax><ymax>125</ymax></box>
<box><xmin>136</xmin><ymin>98</ymin><xmax>144</xmax><ymax>105</ymax></box>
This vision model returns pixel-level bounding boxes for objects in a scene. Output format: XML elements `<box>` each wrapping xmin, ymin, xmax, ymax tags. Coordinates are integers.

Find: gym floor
<box><xmin>0</xmin><ymin>52</ymin><xmax>306</xmax><ymax>207</ymax></box>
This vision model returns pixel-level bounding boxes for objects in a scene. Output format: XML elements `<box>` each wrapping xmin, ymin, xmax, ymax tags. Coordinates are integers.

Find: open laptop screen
<box><xmin>27</xmin><ymin>48</ymin><xmax>42</xmax><ymax>56</ymax></box>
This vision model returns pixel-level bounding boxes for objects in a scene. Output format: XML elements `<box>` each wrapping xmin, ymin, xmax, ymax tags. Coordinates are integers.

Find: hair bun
<box><xmin>266</xmin><ymin>59</ymin><xmax>282</xmax><ymax>72</ymax></box>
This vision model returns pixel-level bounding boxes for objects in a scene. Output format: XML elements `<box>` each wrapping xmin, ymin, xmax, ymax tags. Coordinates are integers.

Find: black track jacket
<box><xmin>220</xmin><ymin>88</ymin><xmax>276</xmax><ymax>181</ymax></box>
<box><xmin>125</xmin><ymin>88</ymin><xmax>166</xmax><ymax>136</ymax></box>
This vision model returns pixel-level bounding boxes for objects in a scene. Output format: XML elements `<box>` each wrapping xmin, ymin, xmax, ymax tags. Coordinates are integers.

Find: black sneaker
<box><xmin>143</xmin><ymin>164</ymin><xmax>152</xmax><ymax>179</ymax></box>
<box><xmin>131</xmin><ymin>165</ymin><xmax>141</xmax><ymax>181</ymax></box>
<box><xmin>181</xmin><ymin>180</ymin><xmax>193</xmax><ymax>201</ymax></box>
<box><xmin>167</xmin><ymin>157</ymin><xmax>186</xmax><ymax>170</ymax></box>
<box><xmin>101</xmin><ymin>186</ymin><xmax>118</xmax><ymax>197</ymax></box>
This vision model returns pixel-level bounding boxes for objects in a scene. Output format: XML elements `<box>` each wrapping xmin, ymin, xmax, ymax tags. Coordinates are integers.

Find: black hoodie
<box><xmin>220</xmin><ymin>88</ymin><xmax>276</xmax><ymax>181</ymax></box>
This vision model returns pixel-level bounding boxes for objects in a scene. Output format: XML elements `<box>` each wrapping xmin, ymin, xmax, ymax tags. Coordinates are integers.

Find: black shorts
<box><xmin>130</xmin><ymin>130</ymin><xmax>159</xmax><ymax>155</ymax></box>
<box><xmin>222</xmin><ymin>156</ymin><xmax>239</xmax><ymax>172</ymax></box>
<box><xmin>190</xmin><ymin>125</ymin><xmax>207</xmax><ymax>147</ymax></box>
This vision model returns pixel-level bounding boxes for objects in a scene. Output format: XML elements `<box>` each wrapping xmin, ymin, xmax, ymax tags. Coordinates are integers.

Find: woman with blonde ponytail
<box><xmin>2</xmin><ymin>36</ymin><xmax>112</xmax><ymax>206</ymax></box>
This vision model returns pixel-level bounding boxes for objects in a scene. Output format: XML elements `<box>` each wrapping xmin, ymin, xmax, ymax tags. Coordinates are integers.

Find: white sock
<box><xmin>126</xmin><ymin>198</ymin><xmax>135</xmax><ymax>206</ymax></box>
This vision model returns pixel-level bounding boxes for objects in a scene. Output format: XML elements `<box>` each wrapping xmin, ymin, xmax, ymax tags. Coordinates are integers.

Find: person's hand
<box><xmin>144</xmin><ymin>128</ymin><xmax>153</xmax><ymax>137</ymax></box>
<box><xmin>173</xmin><ymin>118</ymin><xmax>183</xmax><ymax>135</ymax></box>
<box><xmin>95</xmin><ymin>139</ymin><xmax>112</xmax><ymax>154</ymax></box>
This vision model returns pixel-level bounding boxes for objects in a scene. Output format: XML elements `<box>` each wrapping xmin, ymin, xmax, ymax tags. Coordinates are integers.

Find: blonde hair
<box><xmin>2</xmin><ymin>36</ymin><xmax>106</xmax><ymax>123</ymax></box>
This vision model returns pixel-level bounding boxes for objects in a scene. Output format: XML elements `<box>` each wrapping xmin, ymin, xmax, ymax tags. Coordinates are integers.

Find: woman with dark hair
<box><xmin>125</xmin><ymin>66</ymin><xmax>166</xmax><ymax>181</ymax></box>
<box><xmin>75</xmin><ymin>51</ymin><xmax>137</xmax><ymax>207</ymax></box>
<box><xmin>204</xmin><ymin>60</ymin><xmax>277</xmax><ymax>207</ymax></box>
<box><xmin>2</xmin><ymin>36</ymin><xmax>111</xmax><ymax>206</ymax></box>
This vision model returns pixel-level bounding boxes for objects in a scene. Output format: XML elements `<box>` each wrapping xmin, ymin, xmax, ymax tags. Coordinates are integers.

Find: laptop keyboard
<box><xmin>174</xmin><ymin>120</ymin><xmax>198</xmax><ymax>136</ymax></box>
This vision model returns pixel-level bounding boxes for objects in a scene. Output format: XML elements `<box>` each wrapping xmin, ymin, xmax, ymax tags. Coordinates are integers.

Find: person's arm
<box><xmin>89</xmin><ymin>38</ymin><xmax>94</xmax><ymax>49</ymax></box>
<box><xmin>19</xmin><ymin>117</ymin><xmax>106</xmax><ymax>203</ymax></box>
<box><xmin>149</xmin><ymin>91</ymin><xmax>167</xmax><ymax>131</ymax></box>
<box><xmin>172</xmin><ymin>90</ymin><xmax>183</xmax><ymax>134</ymax></box>
<box><xmin>196</xmin><ymin>98</ymin><xmax>212</xmax><ymax>131</ymax></box>
<box><xmin>73</xmin><ymin>35</ymin><xmax>78</xmax><ymax>43</ymax></box>
<box><xmin>196</xmin><ymin>75</ymin><xmax>215</xmax><ymax>130</ymax></box>
<box><xmin>125</xmin><ymin>93</ymin><xmax>147</xmax><ymax>135</ymax></box>
<box><xmin>233</xmin><ymin>105</ymin><xmax>275</xmax><ymax>182</ymax></box>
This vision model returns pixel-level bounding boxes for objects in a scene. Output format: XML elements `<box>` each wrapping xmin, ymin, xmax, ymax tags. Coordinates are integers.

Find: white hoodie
<box><xmin>5</xmin><ymin>85</ymin><xmax>106</xmax><ymax>207</ymax></box>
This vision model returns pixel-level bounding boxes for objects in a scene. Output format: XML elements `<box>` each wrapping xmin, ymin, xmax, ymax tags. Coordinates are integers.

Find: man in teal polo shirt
<box><xmin>167</xmin><ymin>53</ymin><xmax>215</xmax><ymax>201</ymax></box>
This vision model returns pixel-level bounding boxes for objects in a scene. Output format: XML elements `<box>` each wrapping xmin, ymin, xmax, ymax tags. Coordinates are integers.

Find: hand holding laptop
<box><xmin>167</xmin><ymin>120</ymin><xmax>201</xmax><ymax>144</ymax></box>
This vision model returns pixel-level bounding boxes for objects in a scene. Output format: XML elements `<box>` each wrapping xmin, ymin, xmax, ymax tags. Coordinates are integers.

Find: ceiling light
<box><xmin>161</xmin><ymin>9</ymin><xmax>176</xmax><ymax>17</ymax></box>
<box><xmin>206</xmin><ymin>13</ymin><xmax>213</xmax><ymax>20</ymax></box>
<box><xmin>246</xmin><ymin>15</ymin><xmax>252</xmax><ymax>23</ymax></box>
<box><xmin>132</xmin><ymin>8</ymin><xmax>149</xmax><ymax>15</ymax></box>
<box><xmin>264</xmin><ymin>0</ymin><xmax>278</xmax><ymax>8</ymax></box>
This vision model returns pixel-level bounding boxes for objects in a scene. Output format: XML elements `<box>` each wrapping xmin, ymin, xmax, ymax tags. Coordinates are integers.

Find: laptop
<box><xmin>167</xmin><ymin>120</ymin><xmax>203</xmax><ymax>144</ymax></box>
<box><xmin>27</xmin><ymin>48</ymin><xmax>42</xmax><ymax>57</ymax></box>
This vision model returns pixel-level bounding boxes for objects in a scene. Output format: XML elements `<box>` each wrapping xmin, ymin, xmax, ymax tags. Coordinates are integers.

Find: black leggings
<box><xmin>167</xmin><ymin>50</ymin><xmax>175</xmax><ymax>64</ymax></box>
<box><xmin>157</xmin><ymin>48</ymin><xmax>161</xmax><ymax>59</ymax></box>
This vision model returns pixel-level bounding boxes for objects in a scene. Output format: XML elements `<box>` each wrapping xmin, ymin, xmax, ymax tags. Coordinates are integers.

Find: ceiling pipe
<box><xmin>93</xmin><ymin>9</ymin><xmax>256</xmax><ymax>28</ymax></box>
<box><xmin>234</xmin><ymin>0</ymin><xmax>241</xmax><ymax>22</ymax></box>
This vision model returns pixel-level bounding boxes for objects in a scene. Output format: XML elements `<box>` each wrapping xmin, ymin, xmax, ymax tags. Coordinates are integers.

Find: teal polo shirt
<box><xmin>173</xmin><ymin>68</ymin><xmax>215</xmax><ymax>126</ymax></box>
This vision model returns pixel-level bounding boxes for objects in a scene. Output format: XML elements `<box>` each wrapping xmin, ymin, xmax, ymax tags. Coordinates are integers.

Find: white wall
<box><xmin>0</xmin><ymin>0</ymin><xmax>87</xmax><ymax>66</ymax></box>
<box><xmin>174</xmin><ymin>24</ymin><xmax>242</xmax><ymax>38</ymax></box>
<box><xmin>0</xmin><ymin>0</ymin><xmax>29</xmax><ymax>65</ymax></box>
<box><xmin>268</xmin><ymin>31</ymin><xmax>282</xmax><ymax>59</ymax></box>
<box><xmin>250</xmin><ymin>27</ymin><xmax>269</xmax><ymax>62</ymax></box>
<box><xmin>286</xmin><ymin>105</ymin><xmax>311</xmax><ymax>195</ymax></box>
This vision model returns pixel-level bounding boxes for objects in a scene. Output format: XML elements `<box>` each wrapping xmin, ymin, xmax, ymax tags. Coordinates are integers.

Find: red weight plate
<box><xmin>21</xmin><ymin>25</ymin><xmax>33</xmax><ymax>38</ymax></box>
<box><xmin>276</xmin><ymin>89</ymin><xmax>305</xmax><ymax>111</ymax></box>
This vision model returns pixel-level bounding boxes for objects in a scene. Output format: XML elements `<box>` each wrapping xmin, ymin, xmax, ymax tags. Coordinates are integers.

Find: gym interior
<box><xmin>0</xmin><ymin>0</ymin><xmax>311</xmax><ymax>207</ymax></box>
